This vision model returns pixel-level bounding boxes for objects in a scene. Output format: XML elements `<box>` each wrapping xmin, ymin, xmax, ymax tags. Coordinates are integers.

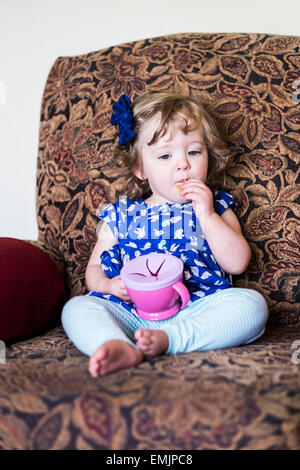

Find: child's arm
<box><xmin>181</xmin><ymin>180</ymin><xmax>251</xmax><ymax>275</ymax></box>
<box><xmin>200</xmin><ymin>208</ymin><xmax>251</xmax><ymax>275</ymax></box>
<box><xmin>85</xmin><ymin>222</ymin><xmax>131</xmax><ymax>301</ymax></box>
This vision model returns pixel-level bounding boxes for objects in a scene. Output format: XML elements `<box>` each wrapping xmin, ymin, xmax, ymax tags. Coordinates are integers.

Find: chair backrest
<box><xmin>37</xmin><ymin>33</ymin><xmax>300</xmax><ymax>327</ymax></box>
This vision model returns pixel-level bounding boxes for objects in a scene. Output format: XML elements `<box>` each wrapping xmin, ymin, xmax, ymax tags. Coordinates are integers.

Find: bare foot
<box><xmin>89</xmin><ymin>340</ymin><xmax>144</xmax><ymax>378</ymax></box>
<box><xmin>134</xmin><ymin>329</ymin><xmax>169</xmax><ymax>358</ymax></box>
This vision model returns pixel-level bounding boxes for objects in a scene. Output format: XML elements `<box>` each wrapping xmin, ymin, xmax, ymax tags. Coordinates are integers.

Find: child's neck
<box><xmin>143</xmin><ymin>195</ymin><xmax>176</xmax><ymax>206</ymax></box>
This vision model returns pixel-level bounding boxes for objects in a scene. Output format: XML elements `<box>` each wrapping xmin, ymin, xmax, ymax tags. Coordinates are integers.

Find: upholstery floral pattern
<box><xmin>36</xmin><ymin>33</ymin><xmax>300</xmax><ymax>325</ymax></box>
<box><xmin>1</xmin><ymin>33</ymin><xmax>299</xmax><ymax>450</ymax></box>
<box><xmin>1</xmin><ymin>324</ymin><xmax>300</xmax><ymax>449</ymax></box>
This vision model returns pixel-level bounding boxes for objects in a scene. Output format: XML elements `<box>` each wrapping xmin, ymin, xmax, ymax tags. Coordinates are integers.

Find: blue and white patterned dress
<box><xmin>90</xmin><ymin>189</ymin><xmax>237</xmax><ymax>314</ymax></box>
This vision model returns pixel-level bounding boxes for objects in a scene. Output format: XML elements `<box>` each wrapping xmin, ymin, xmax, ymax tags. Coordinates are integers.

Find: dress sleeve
<box><xmin>98</xmin><ymin>202</ymin><xmax>119</xmax><ymax>239</ymax></box>
<box><xmin>212</xmin><ymin>190</ymin><xmax>237</xmax><ymax>216</ymax></box>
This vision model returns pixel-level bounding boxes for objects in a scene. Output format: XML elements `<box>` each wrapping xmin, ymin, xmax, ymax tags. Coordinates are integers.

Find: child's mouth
<box><xmin>175</xmin><ymin>178</ymin><xmax>189</xmax><ymax>192</ymax></box>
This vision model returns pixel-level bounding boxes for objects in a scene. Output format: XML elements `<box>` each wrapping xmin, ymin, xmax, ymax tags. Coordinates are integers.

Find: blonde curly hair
<box><xmin>112</xmin><ymin>91</ymin><xmax>232</xmax><ymax>199</ymax></box>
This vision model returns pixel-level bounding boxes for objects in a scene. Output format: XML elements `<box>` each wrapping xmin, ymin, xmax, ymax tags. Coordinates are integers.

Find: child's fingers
<box><xmin>181</xmin><ymin>182</ymin><xmax>207</xmax><ymax>194</ymax></box>
<box><xmin>120</xmin><ymin>286</ymin><xmax>131</xmax><ymax>301</ymax></box>
<box><xmin>182</xmin><ymin>183</ymin><xmax>211</xmax><ymax>203</ymax></box>
<box><xmin>182</xmin><ymin>188</ymin><xmax>206</xmax><ymax>202</ymax></box>
<box><xmin>112</xmin><ymin>275</ymin><xmax>131</xmax><ymax>301</ymax></box>
<box><xmin>181</xmin><ymin>178</ymin><xmax>205</xmax><ymax>187</ymax></box>
<box><xmin>122</xmin><ymin>294</ymin><xmax>131</xmax><ymax>302</ymax></box>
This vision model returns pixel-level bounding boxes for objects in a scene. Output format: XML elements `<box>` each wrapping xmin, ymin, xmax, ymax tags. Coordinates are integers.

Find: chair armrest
<box><xmin>0</xmin><ymin>237</ymin><xmax>67</xmax><ymax>342</ymax></box>
<box><xmin>25</xmin><ymin>239</ymin><xmax>65</xmax><ymax>277</ymax></box>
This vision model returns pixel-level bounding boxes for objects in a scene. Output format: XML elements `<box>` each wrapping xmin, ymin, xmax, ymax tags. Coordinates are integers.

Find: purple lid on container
<box><xmin>120</xmin><ymin>253</ymin><xmax>183</xmax><ymax>291</ymax></box>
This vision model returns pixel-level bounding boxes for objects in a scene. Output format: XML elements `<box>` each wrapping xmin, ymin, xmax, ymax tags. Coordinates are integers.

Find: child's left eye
<box><xmin>188</xmin><ymin>151</ymin><xmax>200</xmax><ymax>156</ymax></box>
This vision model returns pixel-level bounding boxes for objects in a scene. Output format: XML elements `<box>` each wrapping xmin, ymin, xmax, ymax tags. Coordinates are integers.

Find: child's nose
<box><xmin>177</xmin><ymin>156</ymin><xmax>191</xmax><ymax>170</ymax></box>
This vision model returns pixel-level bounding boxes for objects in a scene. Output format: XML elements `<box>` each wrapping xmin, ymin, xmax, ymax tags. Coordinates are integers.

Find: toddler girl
<box><xmin>62</xmin><ymin>92</ymin><xmax>268</xmax><ymax>378</ymax></box>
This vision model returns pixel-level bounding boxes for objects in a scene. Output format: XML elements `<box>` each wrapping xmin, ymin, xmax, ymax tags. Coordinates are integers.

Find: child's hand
<box><xmin>107</xmin><ymin>275</ymin><xmax>132</xmax><ymax>302</ymax></box>
<box><xmin>180</xmin><ymin>179</ymin><xmax>215</xmax><ymax>225</ymax></box>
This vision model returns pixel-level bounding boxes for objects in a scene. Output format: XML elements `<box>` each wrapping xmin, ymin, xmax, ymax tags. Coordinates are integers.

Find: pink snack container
<box><xmin>120</xmin><ymin>253</ymin><xmax>190</xmax><ymax>321</ymax></box>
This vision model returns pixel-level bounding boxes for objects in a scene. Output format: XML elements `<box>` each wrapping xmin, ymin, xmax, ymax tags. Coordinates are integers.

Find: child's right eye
<box><xmin>159</xmin><ymin>154</ymin><xmax>170</xmax><ymax>160</ymax></box>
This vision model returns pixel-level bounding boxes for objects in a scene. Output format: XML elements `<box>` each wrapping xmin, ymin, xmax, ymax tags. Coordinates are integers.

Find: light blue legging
<box><xmin>61</xmin><ymin>288</ymin><xmax>269</xmax><ymax>356</ymax></box>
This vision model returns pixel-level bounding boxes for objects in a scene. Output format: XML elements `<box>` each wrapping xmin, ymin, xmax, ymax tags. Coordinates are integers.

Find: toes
<box><xmin>89</xmin><ymin>359</ymin><xmax>100</xmax><ymax>378</ymax></box>
<box><xmin>95</xmin><ymin>347</ymin><xmax>108</xmax><ymax>361</ymax></box>
<box><xmin>142</xmin><ymin>330</ymin><xmax>152</xmax><ymax>338</ymax></box>
<box><xmin>137</xmin><ymin>337</ymin><xmax>152</xmax><ymax>349</ymax></box>
<box><xmin>135</xmin><ymin>329</ymin><xmax>152</xmax><ymax>344</ymax></box>
<box><xmin>135</xmin><ymin>329</ymin><xmax>151</xmax><ymax>339</ymax></box>
<box><xmin>136</xmin><ymin>330</ymin><xmax>169</xmax><ymax>359</ymax></box>
<box><xmin>136</xmin><ymin>329</ymin><xmax>151</xmax><ymax>337</ymax></box>
<box><xmin>89</xmin><ymin>347</ymin><xmax>108</xmax><ymax>378</ymax></box>
<box><xmin>134</xmin><ymin>330</ymin><xmax>143</xmax><ymax>341</ymax></box>
<box><xmin>138</xmin><ymin>336</ymin><xmax>152</xmax><ymax>346</ymax></box>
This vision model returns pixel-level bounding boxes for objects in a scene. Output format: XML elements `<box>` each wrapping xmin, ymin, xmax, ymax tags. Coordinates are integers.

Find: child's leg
<box><xmin>62</xmin><ymin>295</ymin><xmax>137</xmax><ymax>356</ymax></box>
<box><xmin>136</xmin><ymin>288</ymin><xmax>268</xmax><ymax>355</ymax></box>
<box><xmin>61</xmin><ymin>295</ymin><xmax>144</xmax><ymax>376</ymax></box>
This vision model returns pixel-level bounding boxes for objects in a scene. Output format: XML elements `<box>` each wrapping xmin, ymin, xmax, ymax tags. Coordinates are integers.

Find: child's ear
<box><xmin>133</xmin><ymin>166</ymin><xmax>146</xmax><ymax>181</ymax></box>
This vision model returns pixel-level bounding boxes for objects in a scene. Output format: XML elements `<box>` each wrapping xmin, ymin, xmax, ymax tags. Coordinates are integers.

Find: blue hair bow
<box><xmin>110</xmin><ymin>94</ymin><xmax>135</xmax><ymax>145</ymax></box>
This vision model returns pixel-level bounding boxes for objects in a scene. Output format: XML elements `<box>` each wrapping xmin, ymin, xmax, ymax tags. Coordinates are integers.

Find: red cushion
<box><xmin>0</xmin><ymin>238</ymin><xmax>66</xmax><ymax>342</ymax></box>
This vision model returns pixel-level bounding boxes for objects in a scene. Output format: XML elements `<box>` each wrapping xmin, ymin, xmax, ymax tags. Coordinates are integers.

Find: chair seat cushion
<box><xmin>0</xmin><ymin>237</ymin><xmax>66</xmax><ymax>341</ymax></box>
<box><xmin>1</xmin><ymin>323</ymin><xmax>299</xmax><ymax>449</ymax></box>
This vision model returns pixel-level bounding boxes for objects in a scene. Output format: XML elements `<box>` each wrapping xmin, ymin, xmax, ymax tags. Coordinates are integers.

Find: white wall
<box><xmin>0</xmin><ymin>0</ymin><xmax>299</xmax><ymax>240</ymax></box>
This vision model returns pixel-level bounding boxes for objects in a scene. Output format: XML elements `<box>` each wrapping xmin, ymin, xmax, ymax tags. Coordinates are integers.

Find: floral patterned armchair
<box><xmin>0</xmin><ymin>33</ymin><xmax>299</xmax><ymax>450</ymax></box>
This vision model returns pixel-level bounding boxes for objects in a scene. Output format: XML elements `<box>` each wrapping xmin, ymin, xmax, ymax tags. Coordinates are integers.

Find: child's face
<box><xmin>134</xmin><ymin>112</ymin><xmax>209</xmax><ymax>204</ymax></box>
